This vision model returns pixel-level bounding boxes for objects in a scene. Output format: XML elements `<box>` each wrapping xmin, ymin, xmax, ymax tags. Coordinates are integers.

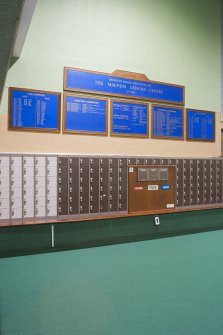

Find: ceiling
<box><xmin>0</xmin><ymin>0</ymin><xmax>37</xmax><ymax>104</ymax></box>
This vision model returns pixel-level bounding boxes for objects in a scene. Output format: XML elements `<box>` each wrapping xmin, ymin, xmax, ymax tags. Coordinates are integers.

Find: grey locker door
<box><xmin>190</xmin><ymin>159</ymin><xmax>198</xmax><ymax>206</ymax></box>
<box><xmin>210</xmin><ymin>160</ymin><xmax>217</xmax><ymax>204</ymax></box>
<box><xmin>136</xmin><ymin>158</ymin><xmax>145</xmax><ymax>165</ymax></box>
<box><xmin>58</xmin><ymin>157</ymin><xmax>69</xmax><ymax>216</ymax></box>
<box><xmin>89</xmin><ymin>157</ymin><xmax>99</xmax><ymax>214</ymax></box>
<box><xmin>128</xmin><ymin>158</ymin><xmax>137</xmax><ymax>166</ymax></box>
<box><xmin>80</xmin><ymin>157</ymin><xmax>90</xmax><ymax>215</ymax></box>
<box><xmin>183</xmin><ymin>159</ymin><xmax>190</xmax><ymax>207</ymax></box>
<box><xmin>99</xmin><ymin>157</ymin><xmax>109</xmax><ymax>213</ymax></box>
<box><xmin>197</xmin><ymin>160</ymin><xmax>204</xmax><ymax>205</ymax></box>
<box><xmin>69</xmin><ymin>157</ymin><xmax>79</xmax><ymax>215</ymax></box>
<box><xmin>109</xmin><ymin>158</ymin><xmax>119</xmax><ymax>212</ymax></box>
<box><xmin>145</xmin><ymin>158</ymin><xmax>153</xmax><ymax>165</ymax></box>
<box><xmin>204</xmin><ymin>160</ymin><xmax>211</xmax><ymax>204</ymax></box>
<box><xmin>176</xmin><ymin>159</ymin><xmax>183</xmax><ymax>207</ymax></box>
<box><xmin>216</xmin><ymin>160</ymin><xmax>223</xmax><ymax>203</ymax></box>
<box><xmin>152</xmin><ymin>158</ymin><xmax>161</xmax><ymax>165</ymax></box>
<box><xmin>118</xmin><ymin>158</ymin><xmax>128</xmax><ymax>212</ymax></box>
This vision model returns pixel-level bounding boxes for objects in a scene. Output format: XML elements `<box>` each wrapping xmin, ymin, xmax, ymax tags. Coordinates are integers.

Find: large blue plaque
<box><xmin>63</xmin><ymin>94</ymin><xmax>108</xmax><ymax>135</ymax></box>
<box><xmin>9</xmin><ymin>87</ymin><xmax>61</xmax><ymax>132</ymax></box>
<box><xmin>111</xmin><ymin>100</ymin><xmax>148</xmax><ymax>137</ymax></box>
<box><xmin>64</xmin><ymin>67</ymin><xmax>185</xmax><ymax>105</ymax></box>
<box><xmin>186</xmin><ymin>109</ymin><xmax>215</xmax><ymax>141</ymax></box>
<box><xmin>152</xmin><ymin>105</ymin><xmax>184</xmax><ymax>139</ymax></box>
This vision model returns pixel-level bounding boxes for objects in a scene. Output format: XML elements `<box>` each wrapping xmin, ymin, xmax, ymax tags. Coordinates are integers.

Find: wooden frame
<box><xmin>8</xmin><ymin>87</ymin><xmax>61</xmax><ymax>133</ymax></box>
<box><xmin>151</xmin><ymin>104</ymin><xmax>184</xmax><ymax>140</ymax></box>
<box><xmin>63</xmin><ymin>93</ymin><xmax>108</xmax><ymax>136</ymax></box>
<box><xmin>186</xmin><ymin>108</ymin><xmax>215</xmax><ymax>142</ymax></box>
<box><xmin>110</xmin><ymin>99</ymin><xmax>149</xmax><ymax>138</ymax></box>
<box><xmin>63</xmin><ymin>67</ymin><xmax>185</xmax><ymax>106</ymax></box>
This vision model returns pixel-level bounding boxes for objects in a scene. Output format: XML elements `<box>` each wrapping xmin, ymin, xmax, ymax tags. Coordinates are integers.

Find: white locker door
<box><xmin>0</xmin><ymin>156</ymin><xmax>10</xmax><ymax>167</ymax></box>
<box><xmin>0</xmin><ymin>208</ymin><xmax>10</xmax><ymax>220</ymax></box>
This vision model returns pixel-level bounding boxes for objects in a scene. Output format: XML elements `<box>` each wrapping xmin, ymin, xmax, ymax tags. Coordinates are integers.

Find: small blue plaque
<box><xmin>161</xmin><ymin>184</ymin><xmax>171</xmax><ymax>190</ymax></box>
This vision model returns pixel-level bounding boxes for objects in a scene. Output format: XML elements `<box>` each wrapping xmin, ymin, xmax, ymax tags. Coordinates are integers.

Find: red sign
<box><xmin>134</xmin><ymin>186</ymin><xmax>144</xmax><ymax>191</ymax></box>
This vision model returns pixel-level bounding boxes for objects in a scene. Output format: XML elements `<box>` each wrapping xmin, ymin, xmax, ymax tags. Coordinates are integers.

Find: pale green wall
<box><xmin>1</xmin><ymin>0</ymin><xmax>221</xmax><ymax>112</ymax></box>
<box><xmin>0</xmin><ymin>0</ymin><xmax>221</xmax><ymax>156</ymax></box>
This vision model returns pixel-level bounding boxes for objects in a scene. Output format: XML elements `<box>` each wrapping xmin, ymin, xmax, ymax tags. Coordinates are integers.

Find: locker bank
<box><xmin>0</xmin><ymin>1</ymin><xmax>223</xmax><ymax>335</ymax></box>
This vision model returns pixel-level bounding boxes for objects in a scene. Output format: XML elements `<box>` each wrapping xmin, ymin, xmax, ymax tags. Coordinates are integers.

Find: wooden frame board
<box><xmin>110</xmin><ymin>99</ymin><xmax>149</xmax><ymax>138</ymax></box>
<box><xmin>151</xmin><ymin>104</ymin><xmax>184</xmax><ymax>140</ymax></box>
<box><xmin>63</xmin><ymin>67</ymin><xmax>185</xmax><ymax>106</ymax></box>
<box><xmin>8</xmin><ymin>87</ymin><xmax>61</xmax><ymax>133</ymax></box>
<box><xmin>63</xmin><ymin>93</ymin><xmax>108</xmax><ymax>136</ymax></box>
<box><xmin>186</xmin><ymin>108</ymin><xmax>215</xmax><ymax>142</ymax></box>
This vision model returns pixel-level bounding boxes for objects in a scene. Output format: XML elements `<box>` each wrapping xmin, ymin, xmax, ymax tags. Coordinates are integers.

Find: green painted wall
<box><xmin>0</xmin><ymin>0</ymin><xmax>222</xmax><ymax>334</ymax></box>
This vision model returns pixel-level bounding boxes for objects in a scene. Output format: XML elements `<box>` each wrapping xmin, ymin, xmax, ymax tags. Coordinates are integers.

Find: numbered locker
<box><xmin>58</xmin><ymin>156</ymin><xmax>68</xmax><ymax>216</ymax></box>
<box><xmin>152</xmin><ymin>158</ymin><xmax>161</xmax><ymax>165</ymax></box>
<box><xmin>210</xmin><ymin>160</ymin><xmax>217</xmax><ymax>204</ymax></box>
<box><xmin>160</xmin><ymin>158</ymin><xmax>169</xmax><ymax>165</ymax></box>
<box><xmin>175</xmin><ymin>159</ymin><xmax>183</xmax><ymax>207</ymax></box>
<box><xmin>183</xmin><ymin>159</ymin><xmax>191</xmax><ymax>207</ymax></box>
<box><xmin>190</xmin><ymin>160</ymin><xmax>198</xmax><ymax>206</ymax></box>
<box><xmin>80</xmin><ymin>157</ymin><xmax>90</xmax><ymax>215</ymax></box>
<box><xmin>216</xmin><ymin>160</ymin><xmax>223</xmax><ymax>203</ymax></box>
<box><xmin>197</xmin><ymin>160</ymin><xmax>204</xmax><ymax>205</ymax></box>
<box><xmin>128</xmin><ymin>158</ymin><xmax>137</xmax><ymax>166</ymax></box>
<box><xmin>69</xmin><ymin>156</ymin><xmax>79</xmax><ymax>216</ymax></box>
<box><xmin>23</xmin><ymin>156</ymin><xmax>34</xmax><ymax>219</ymax></box>
<box><xmin>47</xmin><ymin>156</ymin><xmax>57</xmax><ymax>218</ymax></box>
<box><xmin>136</xmin><ymin>158</ymin><xmax>145</xmax><ymax>165</ymax></box>
<box><xmin>145</xmin><ymin>158</ymin><xmax>153</xmax><ymax>165</ymax></box>
<box><xmin>118</xmin><ymin>158</ymin><xmax>128</xmax><ymax>213</ymax></box>
<box><xmin>99</xmin><ymin>157</ymin><xmax>109</xmax><ymax>214</ymax></box>
<box><xmin>35</xmin><ymin>156</ymin><xmax>46</xmax><ymax>219</ymax></box>
<box><xmin>89</xmin><ymin>157</ymin><xmax>99</xmax><ymax>215</ymax></box>
<box><xmin>0</xmin><ymin>155</ymin><xmax>10</xmax><ymax>222</ymax></box>
<box><xmin>11</xmin><ymin>155</ymin><xmax>23</xmax><ymax>220</ymax></box>
<box><xmin>109</xmin><ymin>157</ymin><xmax>119</xmax><ymax>213</ymax></box>
<box><xmin>203</xmin><ymin>160</ymin><xmax>211</xmax><ymax>205</ymax></box>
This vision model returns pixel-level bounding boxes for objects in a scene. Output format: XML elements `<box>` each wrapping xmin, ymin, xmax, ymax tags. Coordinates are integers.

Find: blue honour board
<box><xmin>65</xmin><ymin>68</ymin><xmax>185</xmax><ymax>105</ymax></box>
<box><xmin>152</xmin><ymin>105</ymin><xmax>183</xmax><ymax>139</ymax></box>
<box><xmin>64</xmin><ymin>95</ymin><xmax>107</xmax><ymax>134</ymax></box>
<box><xmin>111</xmin><ymin>100</ymin><xmax>148</xmax><ymax>137</ymax></box>
<box><xmin>10</xmin><ymin>88</ymin><xmax>60</xmax><ymax>131</ymax></box>
<box><xmin>187</xmin><ymin>109</ymin><xmax>215</xmax><ymax>141</ymax></box>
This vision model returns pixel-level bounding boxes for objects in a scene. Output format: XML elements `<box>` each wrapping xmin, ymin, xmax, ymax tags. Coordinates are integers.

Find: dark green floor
<box><xmin>1</xmin><ymin>230</ymin><xmax>223</xmax><ymax>335</ymax></box>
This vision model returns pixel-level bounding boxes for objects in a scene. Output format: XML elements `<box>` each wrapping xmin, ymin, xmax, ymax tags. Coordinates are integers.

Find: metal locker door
<box><xmin>190</xmin><ymin>159</ymin><xmax>198</xmax><ymax>206</ymax></box>
<box><xmin>183</xmin><ymin>159</ymin><xmax>190</xmax><ymax>207</ymax></box>
<box><xmin>203</xmin><ymin>160</ymin><xmax>211</xmax><ymax>204</ymax></box>
<box><xmin>210</xmin><ymin>160</ymin><xmax>217</xmax><ymax>204</ymax></box>
<box><xmin>128</xmin><ymin>158</ymin><xmax>137</xmax><ymax>166</ymax></box>
<box><xmin>69</xmin><ymin>157</ymin><xmax>79</xmax><ymax>216</ymax></box>
<box><xmin>216</xmin><ymin>160</ymin><xmax>223</xmax><ymax>203</ymax></box>
<box><xmin>152</xmin><ymin>158</ymin><xmax>161</xmax><ymax>165</ymax></box>
<box><xmin>80</xmin><ymin>157</ymin><xmax>90</xmax><ymax>215</ymax></box>
<box><xmin>119</xmin><ymin>158</ymin><xmax>128</xmax><ymax>213</ymax></box>
<box><xmin>58</xmin><ymin>157</ymin><xmax>68</xmax><ymax>216</ymax></box>
<box><xmin>109</xmin><ymin>157</ymin><xmax>119</xmax><ymax>213</ymax></box>
<box><xmin>89</xmin><ymin>157</ymin><xmax>99</xmax><ymax>215</ymax></box>
<box><xmin>0</xmin><ymin>155</ymin><xmax>10</xmax><ymax>222</ymax></box>
<box><xmin>176</xmin><ymin>159</ymin><xmax>183</xmax><ymax>207</ymax></box>
<box><xmin>160</xmin><ymin>158</ymin><xmax>169</xmax><ymax>165</ymax></box>
<box><xmin>11</xmin><ymin>155</ymin><xmax>23</xmax><ymax>221</ymax></box>
<box><xmin>99</xmin><ymin>157</ymin><xmax>109</xmax><ymax>214</ymax></box>
<box><xmin>136</xmin><ymin>158</ymin><xmax>145</xmax><ymax>165</ymax></box>
<box><xmin>197</xmin><ymin>160</ymin><xmax>204</xmax><ymax>205</ymax></box>
<box><xmin>145</xmin><ymin>158</ymin><xmax>153</xmax><ymax>165</ymax></box>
